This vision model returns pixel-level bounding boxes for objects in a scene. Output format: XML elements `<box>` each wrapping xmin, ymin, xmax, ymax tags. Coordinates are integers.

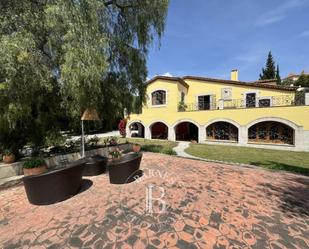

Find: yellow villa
<box><xmin>127</xmin><ymin>70</ymin><xmax>309</xmax><ymax>152</ymax></box>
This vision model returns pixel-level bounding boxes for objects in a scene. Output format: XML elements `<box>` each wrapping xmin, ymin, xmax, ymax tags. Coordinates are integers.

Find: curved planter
<box><xmin>108</xmin><ymin>152</ymin><xmax>143</xmax><ymax>184</ymax></box>
<box><xmin>83</xmin><ymin>155</ymin><xmax>108</xmax><ymax>176</ymax></box>
<box><xmin>23</xmin><ymin>159</ymin><xmax>86</xmax><ymax>205</ymax></box>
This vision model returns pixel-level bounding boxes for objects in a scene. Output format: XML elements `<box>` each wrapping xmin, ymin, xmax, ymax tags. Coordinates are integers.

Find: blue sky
<box><xmin>147</xmin><ymin>0</ymin><xmax>309</xmax><ymax>81</ymax></box>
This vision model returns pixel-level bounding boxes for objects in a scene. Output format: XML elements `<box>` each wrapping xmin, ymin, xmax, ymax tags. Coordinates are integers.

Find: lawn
<box><xmin>186</xmin><ymin>143</ymin><xmax>309</xmax><ymax>175</ymax></box>
<box><xmin>112</xmin><ymin>137</ymin><xmax>178</xmax><ymax>155</ymax></box>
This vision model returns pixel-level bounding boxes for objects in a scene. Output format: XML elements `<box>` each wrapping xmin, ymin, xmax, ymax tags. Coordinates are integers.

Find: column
<box><xmin>238</xmin><ymin>125</ymin><xmax>248</xmax><ymax>146</ymax></box>
<box><xmin>144</xmin><ymin>125</ymin><xmax>151</xmax><ymax>139</ymax></box>
<box><xmin>168</xmin><ymin>125</ymin><xmax>176</xmax><ymax>141</ymax></box>
<box><xmin>199</xmin><ymin>125</ymin><xmax>206</xmax><ymax>143</ymax></box>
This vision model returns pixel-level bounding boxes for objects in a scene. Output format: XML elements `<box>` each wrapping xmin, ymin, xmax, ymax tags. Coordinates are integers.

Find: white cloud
<box><xmin>235</xmin><ymin>47</ymin><xmax>265</xmax><ymax>64</ymax></box>
<box><xmin>162</xmin><ymin>72</ymin><xmax>173</xmax><ymax>77</ymax></box>
<box><xmin>257</xmin><ymin>16</ymin><xmax>285</xmax><ymax>26</ymax></box>
<box><xmin>256</xmin><ymin>0</ymin><xmax>306</xmax><ymax>27</ymax></box>
<box><xmin>299</xmin><ymin>30</ymin><xmax>309</xmax><ymax>37</ymax></box>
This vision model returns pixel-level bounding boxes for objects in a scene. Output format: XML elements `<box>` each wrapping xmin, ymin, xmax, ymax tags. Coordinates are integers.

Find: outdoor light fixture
<box><xmin>81</xmin><ymin>109</ymin><xmax>100</xmax><ymax>157</ymax></box>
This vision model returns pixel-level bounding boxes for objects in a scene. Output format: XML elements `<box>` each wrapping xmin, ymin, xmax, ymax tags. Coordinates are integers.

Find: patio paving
<box><xmin>0</xmin><ymin>153</ymin><xmax>308</xmax><ymax>249</ymax></box>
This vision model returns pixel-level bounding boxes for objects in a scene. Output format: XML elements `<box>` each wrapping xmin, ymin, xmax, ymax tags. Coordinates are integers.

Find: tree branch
<box><xmin>104</xmin><ymin>0</ymin><xmax>137</xmax><ymax>10</ymax></box>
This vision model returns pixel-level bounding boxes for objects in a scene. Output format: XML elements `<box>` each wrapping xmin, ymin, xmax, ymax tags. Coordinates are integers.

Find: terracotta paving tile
<box><xmin>0</xmin><ymin>152</ymin><xmax>309</xmax><ymax>249</ymax></box>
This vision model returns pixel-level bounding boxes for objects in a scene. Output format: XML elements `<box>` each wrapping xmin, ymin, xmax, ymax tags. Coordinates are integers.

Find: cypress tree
<box><xmin>259</xmin><ymin>51</ymin><xmax>276</xmax><ymax>80</ymax></box>
<box><xmin>276</xmin><ymin>65</ymin><xmax>281</xmax><ymax>84</ymax></box>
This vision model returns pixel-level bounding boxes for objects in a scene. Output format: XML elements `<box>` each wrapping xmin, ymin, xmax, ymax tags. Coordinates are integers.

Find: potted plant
<box><xmin>23</xmin><ymin>157</ymin><xmax>47</xmax><ymax>176</ymax></box>
<box><xmin>109</xmin><ymin>147</ymin><xmax>122</xmax><ymax>161</ymax></box>
<box><xmin>2</xmin><ymin>149</ymin><xmax>16</xmax><ymax>164</ymax></box>
<box><xmin>109</xmin><ymin>136</ymin><xmax>118</xmax><ymax>146</ymax></box>
<box><xmin>178</xmin><ymin>101</ymin><xmax>187</xmax><ymax>112</ymax></box>
<box><xmin>132</xmin><ymin>144</ymin><xmax>141</xmax><ymax>153</ymax></box>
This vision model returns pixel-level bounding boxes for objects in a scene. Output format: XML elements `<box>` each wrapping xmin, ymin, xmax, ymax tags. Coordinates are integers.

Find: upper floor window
<box><xmin>152</xmin><ymin>90</ymin><xmax>166</xmax><ymax>105</ymax></box>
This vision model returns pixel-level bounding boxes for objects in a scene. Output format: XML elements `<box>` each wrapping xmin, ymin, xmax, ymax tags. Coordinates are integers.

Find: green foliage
<box><xmin>23</xmin><ymin>158</ymin><xmax>46</xmax><ymax>169</ymax></box>
<box><xmin>108</xmin><ymin>147</ymin><xmax>122</xmax><ymax>159</ymax></box>
<box><xmin>296</xmin><ymin>74</ymin><xmax>309</xmax><ymax>87</ymax></box>
<box><xmin>87</xmin><ymin>136</ymin><xmax>100</xmax><ymax>147</ymax></box>
<box><xmin>109</xmin><ymin>136</ymin><xmax>119</xmax><ymax>146</ymax></box>
<box><xmin>0</xmin><ymin>0</ymin><xmax>169</xmax><ymax>154</ymax></box>
<box><xmin>281</xmin><ymin>78</ymin><xmax>294</xmax><ymax>86</ymax></box>
<box><xmin>186</xmin><ymin>143</ymin><xmax>309</xmax><ymax>175</ymax></box>
<box><xmin>3</xmin><ymin>149</ymin><xmax>13</xmax><ymax>156</ymax></box>
<box><xmin>178</xmin><ymin>101</ymin><xmax>187</xmax><ymax>112</ymax></box>
<box><xmin>44</xmin><ymin>132</ymin><xmax>67</xmax><ymax>148</ymax></box>
<box><xmin>259</xmin><ymin>51</ymin><xmax>277</xmax><ymax>80</ymax></box>
<box><xmin>141</xmin><ymin>144</ymin><xmax>176</xmax><ymax>155</ymax></box>
<box><xmin>276</xmin><ymin>65</ymin><xmax>281</xmax><ymax>84</ymax></box>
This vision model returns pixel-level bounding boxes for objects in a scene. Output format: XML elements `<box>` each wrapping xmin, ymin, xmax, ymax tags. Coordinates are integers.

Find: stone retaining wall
<box><xmin>0</xmin><ymin>143</ymin><xmax>132</xmax><ymax>179</ymax></box>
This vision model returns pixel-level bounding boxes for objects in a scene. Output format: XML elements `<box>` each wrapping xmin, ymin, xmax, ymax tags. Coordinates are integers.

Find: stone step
<box><xmin>0</xmin><ymin>175</ymin><xmax>23</xmax><ymax>190</ymax></box>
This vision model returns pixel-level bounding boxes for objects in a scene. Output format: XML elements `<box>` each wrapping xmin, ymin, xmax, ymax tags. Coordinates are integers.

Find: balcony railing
<box><xmin>178</xmin><ymin>94</ymin><xmax>305</xmax><ymax>112</ymax></box>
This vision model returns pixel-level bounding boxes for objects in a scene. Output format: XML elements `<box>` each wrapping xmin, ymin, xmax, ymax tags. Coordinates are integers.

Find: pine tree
<box><xmin>276</xmin><ymin>65</ymin><xmax>281</xmax><ymax>84</ymax></box>
<box><xmin>259</xmin><ymin>51</ymin><xmax>276</xmax><ymax>80</ymax></box>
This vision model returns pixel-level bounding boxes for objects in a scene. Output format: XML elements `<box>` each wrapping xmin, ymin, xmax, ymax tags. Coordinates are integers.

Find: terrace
<box><xmin>0</xmin><ymin>153</ymin><xmax>308</xmax><ymax>248</ymax></box>
<box><xmin>179</xmin><ymin>94</ymin><xmax>305</xmax><ymax>112</ymax></box>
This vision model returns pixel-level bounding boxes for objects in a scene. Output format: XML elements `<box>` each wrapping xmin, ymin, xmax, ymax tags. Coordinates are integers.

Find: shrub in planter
<box><xmin>178</xmin><ymin>101</ymin><xmax>187</xmax><ymax>112</ymax></box>
<box><xmin>109</xmin><ymin>136</ymin><xmax>118</xmax><ymax>146</ymax></box>
<box><xmin>2</xmin><ymin>149</ymin><xmax>16</xmax><ymax>164</ymax></box>
<box><xmin>109</xmin><ymin>147</ymin><xmax>123</xmax><ymax>161</ymax></box>
<box><xmin>132</xmin><ymin>144</ymin><xmax>141</xmax><ymax>153</ymax></box>
<box><xmin>23</xmin><ymin>157</ymin><xmax>47</xmax><ymax>176</ymax></box>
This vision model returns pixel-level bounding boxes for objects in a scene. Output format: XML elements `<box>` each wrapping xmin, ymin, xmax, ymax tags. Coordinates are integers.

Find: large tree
<box><xmin>296</xmin><ymin>73</ymin><xmax>309</xmax><ymax>87</ymax></box>
<box><xmin>259</xmin><ymin>51</ymin><xmax>277</xmax><ymax>80</ymax></box>
<box><xmin>0</xmin><ymin>0</ymin><xmax>169</xmax><ymax>153</ymax></box>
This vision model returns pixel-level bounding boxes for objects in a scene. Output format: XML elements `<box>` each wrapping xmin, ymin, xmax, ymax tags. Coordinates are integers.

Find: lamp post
<box><xmin>81</xmin><ymin>109</ymin><xmax>100</xmax><ymax>158</ymax></box>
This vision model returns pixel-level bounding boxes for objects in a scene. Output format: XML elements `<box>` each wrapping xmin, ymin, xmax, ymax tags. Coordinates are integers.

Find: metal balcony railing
<box><xmin>178</xmin><ymin>94</ymin><xmax>304</xmax><ymax>112</ymax></box>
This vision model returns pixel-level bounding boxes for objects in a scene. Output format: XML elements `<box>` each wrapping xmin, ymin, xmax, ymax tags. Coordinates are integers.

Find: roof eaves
<box><xmin>182</xmin><ymin>76</ymin><xmax>297</xmax><ymax>91</ymax></box>
<box><xmin>145</xmin><ymin>76</ymin><xmax>189</xmax><ymax>88</ymax></box>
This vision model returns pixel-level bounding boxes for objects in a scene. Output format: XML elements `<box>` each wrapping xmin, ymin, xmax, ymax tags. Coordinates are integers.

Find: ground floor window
<box><xmin>248</xmin><ymin>121</ymin><xmax>294</xmax><ymax>145</ymax></box>
<box><xmin>206</xmin><ymin>122</ymin><xmax>238</xmax><ymax>141</ymax></box>
<box><xmin>151</xmin><ymin>122</ymin><xmax>168</xmax><ymax>140</ymax></box>
<box><xmin>175</xmin><ymin>122</ymin><xmax>199</xmax><ymax>142</ymax></box>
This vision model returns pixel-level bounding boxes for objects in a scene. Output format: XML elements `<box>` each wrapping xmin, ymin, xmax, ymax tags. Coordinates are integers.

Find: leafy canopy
<box><xmin>296</xmin><ymin>74</ymin><xmax>309</xmax><ymax>87</ymax></box>
<box><xmin>0</xmin><ymin>0</ymin><xmax>169</xmax><ymax>153</ymax></box>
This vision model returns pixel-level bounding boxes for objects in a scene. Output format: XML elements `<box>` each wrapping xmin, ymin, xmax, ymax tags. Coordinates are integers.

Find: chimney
<box><xmin>231</xmin><ymin>69</ymin><xmax>239</xmax><ymax>81</ymax></box>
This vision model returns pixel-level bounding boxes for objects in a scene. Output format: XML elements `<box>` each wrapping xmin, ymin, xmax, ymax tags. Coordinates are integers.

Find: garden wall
<box><xmin>0</xmin><ymin>143</ymin><xmax>132</xmax><ymax>179</ymax></box>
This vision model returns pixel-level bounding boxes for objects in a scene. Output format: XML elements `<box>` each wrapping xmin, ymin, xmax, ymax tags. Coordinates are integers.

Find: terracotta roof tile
<box><xmin>146</xmin><ymin>75</ymin><xmax>297</xmax><ymax>91</ymax></box>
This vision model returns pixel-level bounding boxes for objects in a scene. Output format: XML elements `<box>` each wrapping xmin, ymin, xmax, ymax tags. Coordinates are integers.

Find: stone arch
<box><xmin>205</xmin><ymin>119</ymin><xmax>240</xmax><ymax>142</ymax></box>
<box><xmin>173</xmin><ymin>119</ymin><xmax>200</xmax><ymax>143</ymax></box>
<box><xmin>246</xmin><ymin>117</ymin><xmax>298</xmax><ymax>145</ymax></box>
<box><xmin>204</xmin><ymin>118</ymin><xmax>241</xmax><ymax>130</ymax></box>
<box><xmin>149</xmin><ymin>121</ymin><xmax>169</xmax><ymax>140</ymax></box>
<box><xmin>246</xmin><ymin>117</ymin><xmax>300</xmax><ymax>130</ymax></box>
<box><xmin>127</xmin><ymin>120</ymin><xmax>146</xmax><ymax>138</ymax></box>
